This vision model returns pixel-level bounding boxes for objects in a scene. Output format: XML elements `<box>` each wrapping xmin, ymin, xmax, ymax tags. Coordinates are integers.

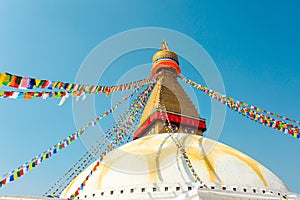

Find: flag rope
<box><xmin>156</xmin><ymin>82</ymin><xmax>207</xmax><ymax>187</ymax></box>
<box><xmin>0</xmin><ymin>86</ymin><xmax>142</xmax><ymax>188</ymax></box>
<box><xmin>0</xmin><ymin>72</ymin><xmax>150</xmax><ymax>96</ymax></box>
<box><xmin>179</xmin><ymin>75</ymin><xmax>300</xmax><ymax>139</ymax></box>
<box><xmin>0</xmin><ymin>91</ymin><xmax>71</xmax><ymax>100</ymax></box>
<box><xmin>47</xmin><ymin>90</ymin><xmax>150</xmax><ymax>197</ymax></box>
<box><xmin>44</xmin><ymin>139</ymin><xmax>103</xmax><ymax>196</ymax></box>
<box><xmin>69</xmin><ymin>83</ymin><xmax>155</xmax><ymax>199</ymax></box>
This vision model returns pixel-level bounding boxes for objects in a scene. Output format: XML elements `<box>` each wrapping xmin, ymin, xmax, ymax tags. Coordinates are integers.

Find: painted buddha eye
<box><xmin>171</xmin><ymin>124</ymin><xmax>178</xmax><ymax>131</ymax></box>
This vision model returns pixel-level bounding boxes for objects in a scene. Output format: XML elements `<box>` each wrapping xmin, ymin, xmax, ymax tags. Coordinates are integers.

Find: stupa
<box><xmin>58</xmin><ymin>41</ymin><xmax>299</xmax><ymax>200</ymax></box>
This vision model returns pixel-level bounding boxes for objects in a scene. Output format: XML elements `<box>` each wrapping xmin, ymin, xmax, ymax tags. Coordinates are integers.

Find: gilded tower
<box><xmin>134</xmin><ymin>41</ymin><xmax>206</xmax><ymax>139</ymax></box>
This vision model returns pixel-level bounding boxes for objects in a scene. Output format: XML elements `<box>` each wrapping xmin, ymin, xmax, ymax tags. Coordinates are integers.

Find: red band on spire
<box><xmin>152</xmin><ymin>59</ymin><xmax>181</xmax><ymax>77</ymax></box>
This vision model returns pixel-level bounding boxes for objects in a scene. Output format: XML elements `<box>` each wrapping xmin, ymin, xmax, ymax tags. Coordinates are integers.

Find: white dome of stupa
<box><xmin>60</xmin><ymin>133</ymin><xmax>290</xmax><ymax>199</ymax></box>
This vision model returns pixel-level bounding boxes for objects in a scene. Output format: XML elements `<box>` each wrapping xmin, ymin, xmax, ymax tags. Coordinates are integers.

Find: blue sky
<box><xmin>0</xmin><ymin>0</ymin><xmax>299</xmax><ymax>196</ymax></box>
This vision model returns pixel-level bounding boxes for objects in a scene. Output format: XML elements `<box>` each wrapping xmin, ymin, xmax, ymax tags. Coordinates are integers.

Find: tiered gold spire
<box><xmin>134</xmin><ymin>41</ymin><xmax>206</xmax><ymax>139</ymax></box>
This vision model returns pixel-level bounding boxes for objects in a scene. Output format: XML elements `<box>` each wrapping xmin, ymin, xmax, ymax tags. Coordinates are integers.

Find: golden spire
<box><xmin>134</xmin><ymin>41</ymin><xmax>206</xmax><ymax>139</ymax></box>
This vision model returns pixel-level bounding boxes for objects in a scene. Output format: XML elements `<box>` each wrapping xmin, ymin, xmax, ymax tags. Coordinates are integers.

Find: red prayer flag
<box><xmin>41</xmin><ymin>80</ymin><xmax>50</xmax><ymax>88</ymax></box>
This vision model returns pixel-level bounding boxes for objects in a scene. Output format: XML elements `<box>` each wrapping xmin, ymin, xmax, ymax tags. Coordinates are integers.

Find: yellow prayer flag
<box><xmin>35</xmin><ymin>79</ymin><xmax>41</xmax><ymax>87</ymax></box>
<box><xmin>66</xmin><ymin>84</ymin><xmax>73</xmax><ymax>91</ymax></box>
<box><xmin>0</xmin><ymin>73</ymin><xmax>3</xmax><ymax>87</ymax></box>
<box><xmin>3</xmin><ymin>73</ymin><xmax>11</xmax><ymax>83</ymax></box>
<box><xmin>53</xmin><ymin>82</ymin><xmax>59</xmax><ymax>89</ymax></box>
<box><xmin>14</xmin><ymin>173</ymin><xmax>18</xmax><ymax>180</ymax></box>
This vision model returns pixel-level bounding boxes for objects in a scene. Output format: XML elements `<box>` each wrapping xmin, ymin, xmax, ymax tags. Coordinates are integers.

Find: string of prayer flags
<box><xmin>238</xmin><ymin>107</ymin><xmax>299</xmax><ymax>138</ymax></box>
<box><xmin>44</xmin><ymin>140</ymin><xmax>102</xmax><ymax>196</ymax></box>
<box><xmin>69</xmin><ymin>103</ymin><xmax>148</xmax><ymax>199</ymax></box>
<box><xmin>0</xmin><ymin>91</ymin><xmax>70</xmax><ymax>100</ymax></box>
<box><xmin>0</xmin><ymin>72</ymin><xmax>150</xmax><ymax>95</ymax></box>
<box><xmin>179</xmin><ymin>75</ymin><xmax>300</xmax><ymax>125</ymax></box>
<box><xmin>47</xmin><ymin>130</ymin><xmax>116</xmax><ymax>196</ymax></box>
<box><xmin>0</xmin><ymin>85</ymin><xmax>143</xmax><ymax>188</ymax></box>
<box><xmin>157</xmin><ymin>104</ymin><xmax>208</xmax><ymax>188</ymax></box>
<box><xmin>179</xmin><ymin>75</ymin><xmax>300</xmax><ymax>139</ymax></box>
<box><xmin>69</xmin><ymin>83</ymin><xmax>155</xmax><ymax>199</ymax></box>
<box><xmin>69</xmin><ymin>116</ymin><xmax>135</xmax><ymax>198</ymax></box>
<box><xmin>53</xmin><ymin>150</ymin><xmax>98</xmax><ymax>196</ymax></box>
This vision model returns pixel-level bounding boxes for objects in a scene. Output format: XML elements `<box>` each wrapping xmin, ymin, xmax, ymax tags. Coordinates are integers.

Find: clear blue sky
<box><xmin>0</xmin><ymin>0</ymin><xmax>299</xmax><ymax>196</ymax></box>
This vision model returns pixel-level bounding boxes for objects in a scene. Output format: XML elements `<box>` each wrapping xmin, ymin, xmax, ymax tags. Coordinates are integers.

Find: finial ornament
<box><xmin>160</xmin><ymin>40</ymin><xmax>169</xmax><ymax>50</ymax></box>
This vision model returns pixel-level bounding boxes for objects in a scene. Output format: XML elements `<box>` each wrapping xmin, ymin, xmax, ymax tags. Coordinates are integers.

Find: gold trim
<box><xmin>152</xmin><ymin>50</ymin><xmax>178</xmax><ymax>63</ymax></box>
<box><xmin>139</xmin><ymin>108</ymin><xmax>205</xmax><ymax>127</ymax></box>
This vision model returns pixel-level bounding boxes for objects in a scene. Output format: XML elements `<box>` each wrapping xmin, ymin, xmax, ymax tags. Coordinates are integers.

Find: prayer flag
<box><xmin>66</xmin><ymin>83</ymin><xmax>73</xmax><ymax>91</ymax></box>
<box><xmin>42</xmin><ymin>80</ymin><xmax>50</xmax><ymax>88</ymax></box>
<box><xmin>11</xmin><ymin>92</ymin><xmax>19</xmax><ymax>99</ymax></box>
<box><xmin>13</xmin><ymin>173</ymin><xmax>18</xmax><ymax>180</ymax></box>
<box><xmin>9</xmin><ymin>76</ymin><xmax>21</xmax><ymax>88</ymax></box>
<box><xmin>37</xmin><ymin>79</ymin><xmax>45</xmax><ymax>87</ymax></box>
<box><xmin>47</xmin><ymin>81</ymin><xmax>54</xmax><ymax>89</ymax></box>
<box><xmin>72</xmin><ymin>84</ymin><xmax>79</xmax><ymax>91</ymax></box>
<box><xmin>35</xmin><ymin>79</ymin><xmax>41</xmax><ymax>87</ymax></box>
<box><xmin>28</xmin><ymin>78</ymin><xmax>36</xmax><ymax>89</ymax></box>
<box><xmin>58</xmin><ymin>94</ymin><xmax>68</xmax><ymax>106</ymax></box>
<box><xmin>19</xmin><ymin>77</ymin><xmax>29</xmax><ymax>89</ymax></box>
<box><xmin>9</xmin><ymin>175</ymin><xmax>14</xmax><ymax>182</ymax></box>
<box><xmin>24</xmin><ymin>92</ymin><xmax>34</xmax><ymax>100</ymax></box>
<box><xmin>62</xmin><ymin>83</ymin><xmax>68</xmax><ymax>90</ymax></box>
<box><xmin>2</xmin><ymin>73</ymin><xmax>12</xmax><ymax>85</ymax></box>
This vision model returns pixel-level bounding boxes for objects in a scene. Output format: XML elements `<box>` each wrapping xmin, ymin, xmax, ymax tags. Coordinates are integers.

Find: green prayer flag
<box><xmin>15</xmin><ymin>77</ymin><xmax>22</xmax><ymax>85</ymax></box>
<box><xmin>38</xmin><ymin>80</ymin><xmax>45</xmax><ymax>87</ymax></box>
